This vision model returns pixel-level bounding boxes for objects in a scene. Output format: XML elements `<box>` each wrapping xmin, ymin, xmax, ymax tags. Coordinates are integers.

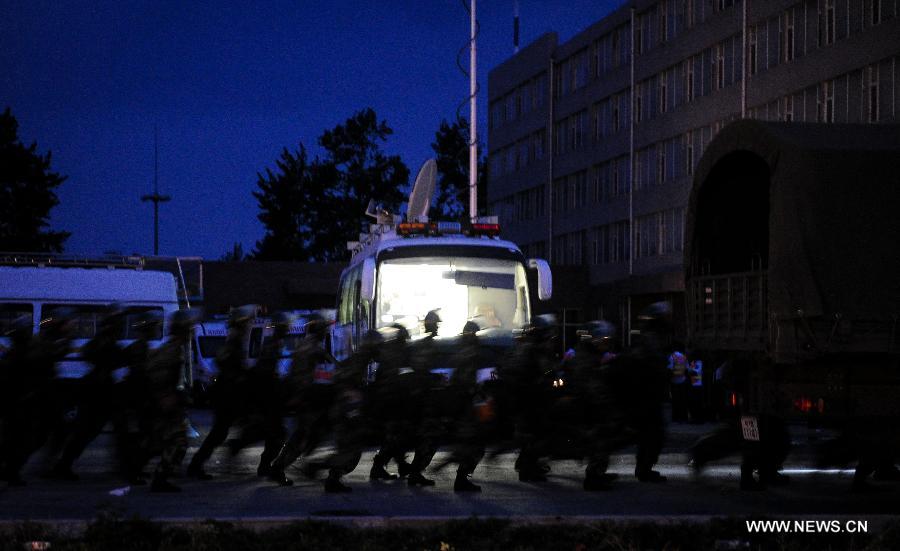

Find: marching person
<box><xmin>268</xmin><ymin>313</ymin><xmax>336</xmax><ymax>486</ymax></box>
<box><xmin>187</xmin><ymin>305</ymin><xmax>256</xmax><ymax>480</ymax></box>
<box><xmin>146</xmin><ymin>309</ymin><xmax>197</xmax><ymax>492</ymax></box>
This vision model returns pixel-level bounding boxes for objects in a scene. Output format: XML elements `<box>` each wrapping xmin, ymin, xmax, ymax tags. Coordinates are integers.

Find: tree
<box><xmin>315</xmin><ymin>108</ymin><xmax>409</xmax><ymax>261</ymax></box>
<box><xmin>252</xmin><ymin>144</ymin><xmax>317</xmax><ymax>260</ymax></box>
<box><xmin>0</xmin><ymin>107</ymin><xmax>70</xmax><ymax>252</ymax></box>
<box><xmin>430</xmin><ymin>118</ymin><xmax>487</xmax><ymax>221</ymax></box>
<box><xmin>252</xmin><ymin>109</ymin><xmax>409</xmax><ymax>261</ymax></box>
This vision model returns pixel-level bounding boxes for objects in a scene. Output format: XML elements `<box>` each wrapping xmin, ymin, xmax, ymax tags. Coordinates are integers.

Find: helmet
<box><xmin>361</xmin><ymin>329</ymin><xmax>383</xmax><ymax>349</ymax></box>
<box><xmin>99</xmin><ymin>303</ymin><xmax>126</xmax><ymax>332</ymax></box>
<box><xmin>304</xmin><ymin>312</ymin><xmax>329</xmax><ymax>338</ymax></box>
<box><xmin>583</xmin><ymin>320</ymin><xmax>616</xmax><ymax>341</ymax></box>
<box><xmin>462</xmin><ymin>320</ymin><xmax>481</xmax><ymax>336</ymax></box>
<box><xmin>169</xmin><ymin>309</ymin><xmax>199</xmax><ymax>336</ymax></box>
<box><xmin>423</xmin><ymin>310</ymin><xmax>441</xmax><ymax>335</ymax></box>
<box><xmin>41</xmin><ymin>307</ymin><xmax>76</xmax><ymax>337</ymax></box>
<box><xmin>228</xmin><ymin>305</ymin><xmax>257</xmax><ymax>328</ymax></box>
<box><xmin>4</xmin><ymin>314</ymin><xmax>33</xmax><ymax>343</ymax></box>
<box><xmin>637</xmin><ymin>302</ymin><xmax>672</xmax><ymax>334</ymax></box>
<box><xmin>527</xmin><ymin>314</ymin><xmax>558</xmax><ymax>341</ymax></box>
<box><xmin>270</xmin><ymin>312</ymin><xmax>294</xmax><ymax>335</ymax></box>
<box><xmin>132</xmin><ymin>310</ymin><xmax>164</xmax><ymax>338</ymax></box>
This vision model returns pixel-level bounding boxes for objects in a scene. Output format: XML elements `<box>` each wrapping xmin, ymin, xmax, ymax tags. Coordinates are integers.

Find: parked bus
<box><xmin>0</xmin><ymin>264</ymin><xmax>180</xmax><ymax>383</ymax></box>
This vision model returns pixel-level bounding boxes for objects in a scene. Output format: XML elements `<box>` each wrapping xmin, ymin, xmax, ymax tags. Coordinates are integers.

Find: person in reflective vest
<box><xmin>667</xmin><ymin>347</ymin><xmax>689</xmax><ymax>422</ymax></box>
<box><xmin>687</xmin><ymin>358</ymin><xmax>705</xmax><ymax>423</ymax></box>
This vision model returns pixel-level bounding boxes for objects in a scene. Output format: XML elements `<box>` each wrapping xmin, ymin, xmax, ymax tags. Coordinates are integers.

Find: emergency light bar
<box><xmin>396</xmin><ymin>220</ymin><xmax>501</xmax><ymax>238</ymax></box>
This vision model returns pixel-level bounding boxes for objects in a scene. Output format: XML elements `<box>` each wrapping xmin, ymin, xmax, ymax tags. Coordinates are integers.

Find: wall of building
<box><xmin>487</xmin><ymin>0</ymin><xmax>900</xmax><ymax>334</ymax></box>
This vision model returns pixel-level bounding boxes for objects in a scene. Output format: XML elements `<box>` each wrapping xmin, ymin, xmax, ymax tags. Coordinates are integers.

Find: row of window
<box><xmin>492</xmin><ymin>122</ymin><xmax>721</xmax><ymax>219</ymax></box>
<box><xmin>555</xmin><ymin>0</ymin><xmax>742</xmax><ymax>102</ymax></box>
<box><xmin>546</xmin><ymin>206</ymin><xmax>685</xmax><ymax>267</ymax></box>
<box><xmin>488</xmin><ymin>129</ymin><xmax>545</xmax><ymax>178</ymax></box>
<box><xmin>495</xmin><ymin>0</ymin><xmax>895</xmax><ymax>134</ymax></box>
<box><xmin>489</xmin><ymin>73</ymin><xmax>548</xmax><ymax>130</ymax></box>
<box><xmin>748</xmin><ymin>60</ymin><xmax>892</xmax><ymax>124</ymax></box>
<box><xmin>550</xmin><ymin>33</ymin><xmax>741</xmax><ymax>157</ymax></box>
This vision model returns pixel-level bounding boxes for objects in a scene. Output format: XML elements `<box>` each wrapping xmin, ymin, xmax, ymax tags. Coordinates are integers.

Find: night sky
<box><xmin>2</xmin><ymin>1</ymin><xmax>620</xmax><ymax>259</ymax></box>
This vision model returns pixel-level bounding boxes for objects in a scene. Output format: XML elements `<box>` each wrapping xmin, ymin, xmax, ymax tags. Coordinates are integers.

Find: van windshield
<box><xmin>41</xmin><ymin>304</ymin><xmax>164</xmax><ymax>340</ymax></box>
<box><xmin>376</xmin><ymin>256</ymin><xmax>530</xmax><ymax>339</ymax></box>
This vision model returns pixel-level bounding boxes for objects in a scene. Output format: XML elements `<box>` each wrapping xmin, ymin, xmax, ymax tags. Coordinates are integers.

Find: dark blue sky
<box><xmin>2</xmin><ymin>1</ymin><xmax>620</xmax><ymax>258</ymax></box>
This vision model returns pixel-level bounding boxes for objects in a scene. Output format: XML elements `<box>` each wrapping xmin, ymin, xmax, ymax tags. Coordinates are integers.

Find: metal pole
<box><xmin>469</xmin><ymin>0</ymin><xmax>478</xmax><ymax>222</ymax></box>
<box><xmin>513</xmin><ymin>0</ymin><xmax>520</xmax><ymax>54</ymax></box>
<box><xmin>741</xmin><ymin>0</ymin><xmax>748</xmax><ymax>118</ymax></box>
<box><xmin>141</xmin><ymin>127</ymin><xmax>170</xmax><ymax>256</ymax></box>
<box><xmin>628</xmin><ymin>8</ymin><xmax>635</xmax><ymax>277</ymax></box>
<box><xmin>547</xmin><ymin>56</ymin><xmax>555</xmax><ymax>263</ymax></box>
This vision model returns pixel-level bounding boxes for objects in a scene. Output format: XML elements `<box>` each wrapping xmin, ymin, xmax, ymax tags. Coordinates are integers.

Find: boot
<box><xmin>324</xmin><ymin>475</ymin><xmax>352</xmax><ymax>493</ymax></box>
<box><xmin>150</xmin><ymin>477</ymin><xmax>181</xmax><ymax>493</ymax></box>
<box><xmin>396</xmin><ymin>459</ymin><xmax>413</xmax><ymax>478</ymax></box>
<box><xmin>635</xmin><ymin>469</ymin><xmax>667</xmax><ymax>483</ymax></box>
<box><xmin>370</xmin><ymin>464</ymin><xmax>399</xmax><ymax>480</ymax></box>
<box><xmin>46</xmin><ymin>464</ymin><xmax>79</xmax><ymax>481</ymax></box>
<box><xmin>268</xmin><ymin>469</ymin><xmax>294</xmax><ymax>486</ymax></box>
<box><xmin>186</xmin><ymin>464</ymin><xmax>213</xmax><ymax>480</ymax></box>
<box><xmin>408</xmin><ymin>471</ymin><xmax>436</xmax><ymax>487</ymax></box>
<box><xmin>454</xmin><ymin>473</ymin><xmax>481</xmax><ymax>492</ymax></box>
<box><xmin>518</xmin><ymin>468</ymin><xmax>547</xmax><ymax>482</ymax></box>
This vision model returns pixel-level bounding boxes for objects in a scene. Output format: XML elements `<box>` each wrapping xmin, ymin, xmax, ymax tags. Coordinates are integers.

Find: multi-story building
<box><xmin>487</xmin><ymin>0</ymin><xmax>900</xmax><ymax>338</ymax></box>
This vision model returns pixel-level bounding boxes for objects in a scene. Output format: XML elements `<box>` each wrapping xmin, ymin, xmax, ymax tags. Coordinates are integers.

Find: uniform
<box><xmin>187</xmin><ymin>306</ymin><xmax>254</xmax><ymax>479</ymax></box>
<box><xmin>269</xmin><ymin>318</ymin><xmax>335</xmax><ymax>486</ymax></box>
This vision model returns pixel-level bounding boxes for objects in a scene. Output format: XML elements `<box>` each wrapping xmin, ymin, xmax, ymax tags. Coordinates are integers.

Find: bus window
<box><xmin>0</xmin><ymin>303</ymin><xmax>33</xmax><ymax>334</ymax></box>
<box><xmin>43</xmin><ymin>304</ymin><xmax>106</xmax><ymax>339</ymax></box>
<box><xmin>121</xmin><ymin>307</ymin><xmax>164</xmax><ymax>340</ymax></box>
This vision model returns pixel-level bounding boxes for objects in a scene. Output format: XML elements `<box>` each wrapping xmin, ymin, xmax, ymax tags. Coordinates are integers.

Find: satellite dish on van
<box><xmin>407</xmin><ymin>159</ymin><xmax>437</xmax><ymax>222</ymax></box>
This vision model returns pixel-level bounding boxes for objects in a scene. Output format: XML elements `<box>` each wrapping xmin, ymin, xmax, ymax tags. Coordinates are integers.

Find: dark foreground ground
<box><xmin>2</xmin><ymin>410</ymin><xmax>900</xmax><ymax>549</ymax></box>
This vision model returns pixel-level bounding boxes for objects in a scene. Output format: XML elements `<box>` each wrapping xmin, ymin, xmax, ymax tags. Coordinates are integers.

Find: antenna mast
<box><xmin>468</xmin><ymin>0</ymin><xmax>478</xmax><ymax>222</ymax></box>
<box><xmin>141</xmin><ymin>127</ymin><xmax>171</xmax><ymax>256</ymax></box>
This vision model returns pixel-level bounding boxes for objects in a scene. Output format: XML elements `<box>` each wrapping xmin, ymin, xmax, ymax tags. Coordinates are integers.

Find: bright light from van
<box><xmin>376</xmin><ymin>256</ymin><xmax>529</xmax><ymax>339</ymax></box>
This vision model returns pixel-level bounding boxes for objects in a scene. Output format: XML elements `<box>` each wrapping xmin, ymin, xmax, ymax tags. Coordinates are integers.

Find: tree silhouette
<box><xmin>430</xmin><ymin>118</ymin><xmax>487</xmax><ymax>221</ymax></box>
<box><xmin>252</xmin><ymin>109</ymin><xmax>408</xmax><ymax>261</ymax></box>
<box><xmin>0</xmin><ymin>107</ymin><xmax>70</xmax><ymax>252</ymax></box>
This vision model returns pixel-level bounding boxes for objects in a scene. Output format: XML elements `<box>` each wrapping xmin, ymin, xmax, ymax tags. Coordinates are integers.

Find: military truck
<box><xmin>684</xmin><ymin>120</ymin><xmax>900</xmax><ymax>426</ymax></box>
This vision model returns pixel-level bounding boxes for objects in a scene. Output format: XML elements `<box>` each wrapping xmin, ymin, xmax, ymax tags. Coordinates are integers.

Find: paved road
<box><xmin>2</xmin><ymin>412</ymin><xmax>899</xmax><ymax>522</ymax></box>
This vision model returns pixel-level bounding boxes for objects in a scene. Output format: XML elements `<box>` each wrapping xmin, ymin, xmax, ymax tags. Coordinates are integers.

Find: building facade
<box><xmin>487</xmin><ymin>0</ymin><xmax>900</xmax><ymax>337</ymax></box>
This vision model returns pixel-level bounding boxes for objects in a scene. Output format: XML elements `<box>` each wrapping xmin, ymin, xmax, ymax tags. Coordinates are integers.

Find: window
<box><xmin>661</xmin><ymin>208</ymin><xmax>685</xmax><ymax>254</ymax></box>
<box><xmin>658</xmin><ymin>144</ymin><xmax>667</xmax><ymax>184</ymax></box>
<box><xmin>685</xmin><ymin>58</ymin><xmax>695</xmax><ymax>101</ymax></box>
<box><xmin>782</xmin><ymin>9</ymin><xmax>795</xmax><ymax>62</ymax></box>
<box><xmin>868</xmin><ymin>65</ymin><xmax>880</xmax><ymax>123</ymax></box>
<box><xmin>636</xmin><ymin>214</ymin><xmax>659</xmax><ymax>258</ymax></box>
<box><xmin>818</xmin><ymin>79</ymin><xmax>835</xmax><ymax>122</ymax></box>
<box><xmin>0</xmin><ymin>303</ymin><xmax>32</xmax><ymax>337</ymax></box>
<box><xmin>660</xmin><ymin>0</ymin><xmax>669</xmax><ymax>42</ymax></box>
<box><xmin>714</xmin><ymin>43</ymin><xmax>725</xmax><ymax>90</ymax></box>
<box><xmin>821</xmin><ymin>0</ymin><xmax>836</xmax><ymax>46</ymax></box>
<box><xmin>532</xmin><ymin>130</ymin><xmax>545</xmax><ymax>161</ymax></box>
<box><xmin>748</xmin><ymin>27</ymin><xmax>758</xmax><ymax>76</ymax></box>
<box><xmin>659</xmin><ymin>69</ymin><xmax>668</xmax><ymax>113</ymax></box>
<box><xmin>782</xmin><ymin>95</ymin><xmax>794</xmax><ymax>122</ymax></box>
<box><xmin>685</xmin><ymin>131</ymin><xmax>695</xmax><ymax>176</ymax></box>
<box><xmin>871</xmin><ymin>0</ymin><xmax>882</xmax><ymax>26</ymax></box>
<box><xmin>611</xmin><ymin>30</ymin><xmax>621</xmax><ymax>68</ymax></box>
<box><xmin>635</xmin><ymin>85</ymin><xmax>643</xmax><ymax>124</ymax></box>
<box><xmin>612</xmin><ymin>95</ymin><xmax>621</xmax><ymax>133</ymax></box>
<box><xmin>553</xmin><ymin>120</ymin><xmax>565</xmax><ymax>156</ymax></box>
